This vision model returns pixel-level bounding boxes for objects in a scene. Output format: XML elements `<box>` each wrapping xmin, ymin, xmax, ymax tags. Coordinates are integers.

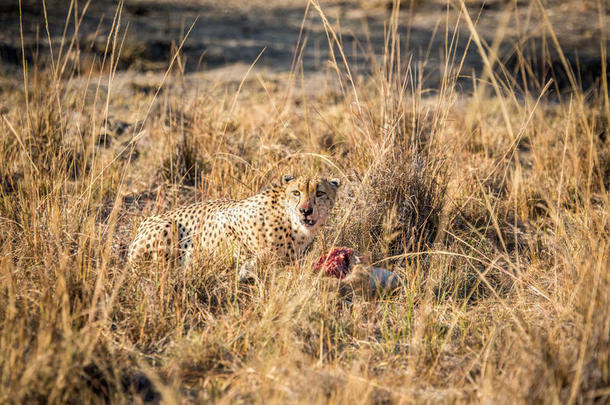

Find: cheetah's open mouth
<box><xmin>301</xmin><ymin>218</ymin><xmax>317</xmax><ymax>227</ymax></box>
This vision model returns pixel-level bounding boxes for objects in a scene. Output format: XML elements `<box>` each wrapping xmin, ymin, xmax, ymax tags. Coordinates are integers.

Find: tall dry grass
<box><xmin>0</xmin><ymin>0</ymin><xmax>608</xmax><ymax>403</ymax></box>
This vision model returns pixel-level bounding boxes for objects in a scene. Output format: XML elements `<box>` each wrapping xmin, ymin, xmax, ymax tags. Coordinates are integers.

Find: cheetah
<box><xmin>128</xmin><ymin>175</ymin><xmax>341</xmax><ymax>272</ymax></box>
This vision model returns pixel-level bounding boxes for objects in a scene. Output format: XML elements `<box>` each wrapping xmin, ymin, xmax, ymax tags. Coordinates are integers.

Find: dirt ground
<box><xmin>1</xmin><ymin>0</ymin><xmax>607</xmax><ymax>91</ymax></box>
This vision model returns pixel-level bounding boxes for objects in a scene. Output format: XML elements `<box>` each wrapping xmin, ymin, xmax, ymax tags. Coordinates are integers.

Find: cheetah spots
<box><xmin>128</xmin><ymin>176</ymin><xmax>338</xmax><ymax>266</ymax></box>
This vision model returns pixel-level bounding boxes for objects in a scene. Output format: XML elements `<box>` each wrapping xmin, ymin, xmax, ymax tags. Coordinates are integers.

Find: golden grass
<box><xmin>0</xmin><ymin>0</ymin><xmax>608</xmax><ymax>403</ymax></box>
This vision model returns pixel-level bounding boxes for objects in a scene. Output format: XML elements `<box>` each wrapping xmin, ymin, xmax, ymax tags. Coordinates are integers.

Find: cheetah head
<box><xmin>282</xmin><ymin>175</ymin><xmax>341</xmax><ymax>232</ymax></box>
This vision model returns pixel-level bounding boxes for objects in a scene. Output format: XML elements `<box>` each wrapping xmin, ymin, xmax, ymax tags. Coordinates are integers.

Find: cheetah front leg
<box><xmin>235</xmin><ymin>250</ymin><xmax>285</xmax><ymax>283</ymax></box>
<box><xmin>237</xmin><ymin>257</ymin><xmax>258</xmax><ymax>283</ymax></box>
<box><xmin>178</xmin><ymin>236</ymin><xmax>194</xmax><ymax>267</ymax></box>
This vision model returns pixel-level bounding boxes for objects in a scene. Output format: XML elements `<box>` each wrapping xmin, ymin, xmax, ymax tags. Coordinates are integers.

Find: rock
<box><xmin>368</xmin><ymin>267</ymin><xmax>400</xmax><ymax>295</ymax></box>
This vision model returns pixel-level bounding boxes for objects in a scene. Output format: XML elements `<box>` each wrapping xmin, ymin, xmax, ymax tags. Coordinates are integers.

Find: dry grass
<box><xmin>0</xmin><ymin>0</ymin><xmax>608</xmax><ymax>403</ymax></box>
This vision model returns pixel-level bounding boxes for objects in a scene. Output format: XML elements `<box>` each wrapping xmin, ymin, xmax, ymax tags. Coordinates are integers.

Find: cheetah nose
<box><xmin>299</xmin><ymin>207</ymin><xmax>313</xmax><ymax>216</ymax></box>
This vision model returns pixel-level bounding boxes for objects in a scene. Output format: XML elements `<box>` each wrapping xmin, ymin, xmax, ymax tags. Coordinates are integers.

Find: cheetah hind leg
<box><xmin>129</xmin><ymin>219</ymin><xmax>190</xmax><ymax>267</ymax></box>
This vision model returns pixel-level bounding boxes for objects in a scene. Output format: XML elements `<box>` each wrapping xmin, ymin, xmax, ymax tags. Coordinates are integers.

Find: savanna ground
<box><xmin>0</xmin><ymin>0</ymin><xmax>609</xmax><ymax>403</ymax></box>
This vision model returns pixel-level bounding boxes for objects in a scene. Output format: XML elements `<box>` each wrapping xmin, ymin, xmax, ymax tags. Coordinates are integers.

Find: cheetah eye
<box><xmin>316</xmin><ymin>191</ymin><xmax>326</xmax><ymax>197</ymax></box>
<box><xmin>292</xmin><ymin>190</ymin><xmax>301</xmax><ymax>197</ymax></box>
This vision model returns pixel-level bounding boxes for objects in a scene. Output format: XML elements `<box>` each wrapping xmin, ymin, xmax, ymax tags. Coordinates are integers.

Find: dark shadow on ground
<box><xmin>0</xmin><ymin>0</ymin><xmax>607</xmax><ymax>93</ymax></box>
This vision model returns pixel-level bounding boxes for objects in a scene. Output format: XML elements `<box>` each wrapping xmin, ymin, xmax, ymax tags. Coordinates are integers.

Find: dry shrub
<box><xmin>159</xmin><ymin>132</ymin><xmax>210</xmax><ymax>187</ymax></box>
<box><xmin>157</xmin><ymin>105</ymin><xmax>211</xmax><ymax>187</ymax></box>
<box><xmin>334</xmin><ymin>126</ymin><xmax>447</xmax><ymax>267</ymax></box>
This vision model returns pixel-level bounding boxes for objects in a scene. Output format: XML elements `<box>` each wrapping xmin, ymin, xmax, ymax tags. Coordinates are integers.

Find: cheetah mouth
<box><xmin>301</xmin><ymin>218</ymin><xmax>317</xmax><ymax>227</ymax></box>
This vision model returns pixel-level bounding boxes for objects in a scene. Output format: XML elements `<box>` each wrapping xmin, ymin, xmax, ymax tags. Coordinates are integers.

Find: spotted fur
<box><xmin>128</xmin><ymin>175</ymin><xmax>341</xmax><ymax>266</ymax></box>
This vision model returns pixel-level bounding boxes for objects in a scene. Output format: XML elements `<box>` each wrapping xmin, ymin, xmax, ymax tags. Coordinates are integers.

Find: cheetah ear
<box><xmin>328</xmin><ymin>178</ymin><xmax>341</xmax><ymax>188</ymax></box>
<box><xmin>282</xmin><ymin>174</ymin><xmax>295</xmax><ymax>184</ymax></box>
